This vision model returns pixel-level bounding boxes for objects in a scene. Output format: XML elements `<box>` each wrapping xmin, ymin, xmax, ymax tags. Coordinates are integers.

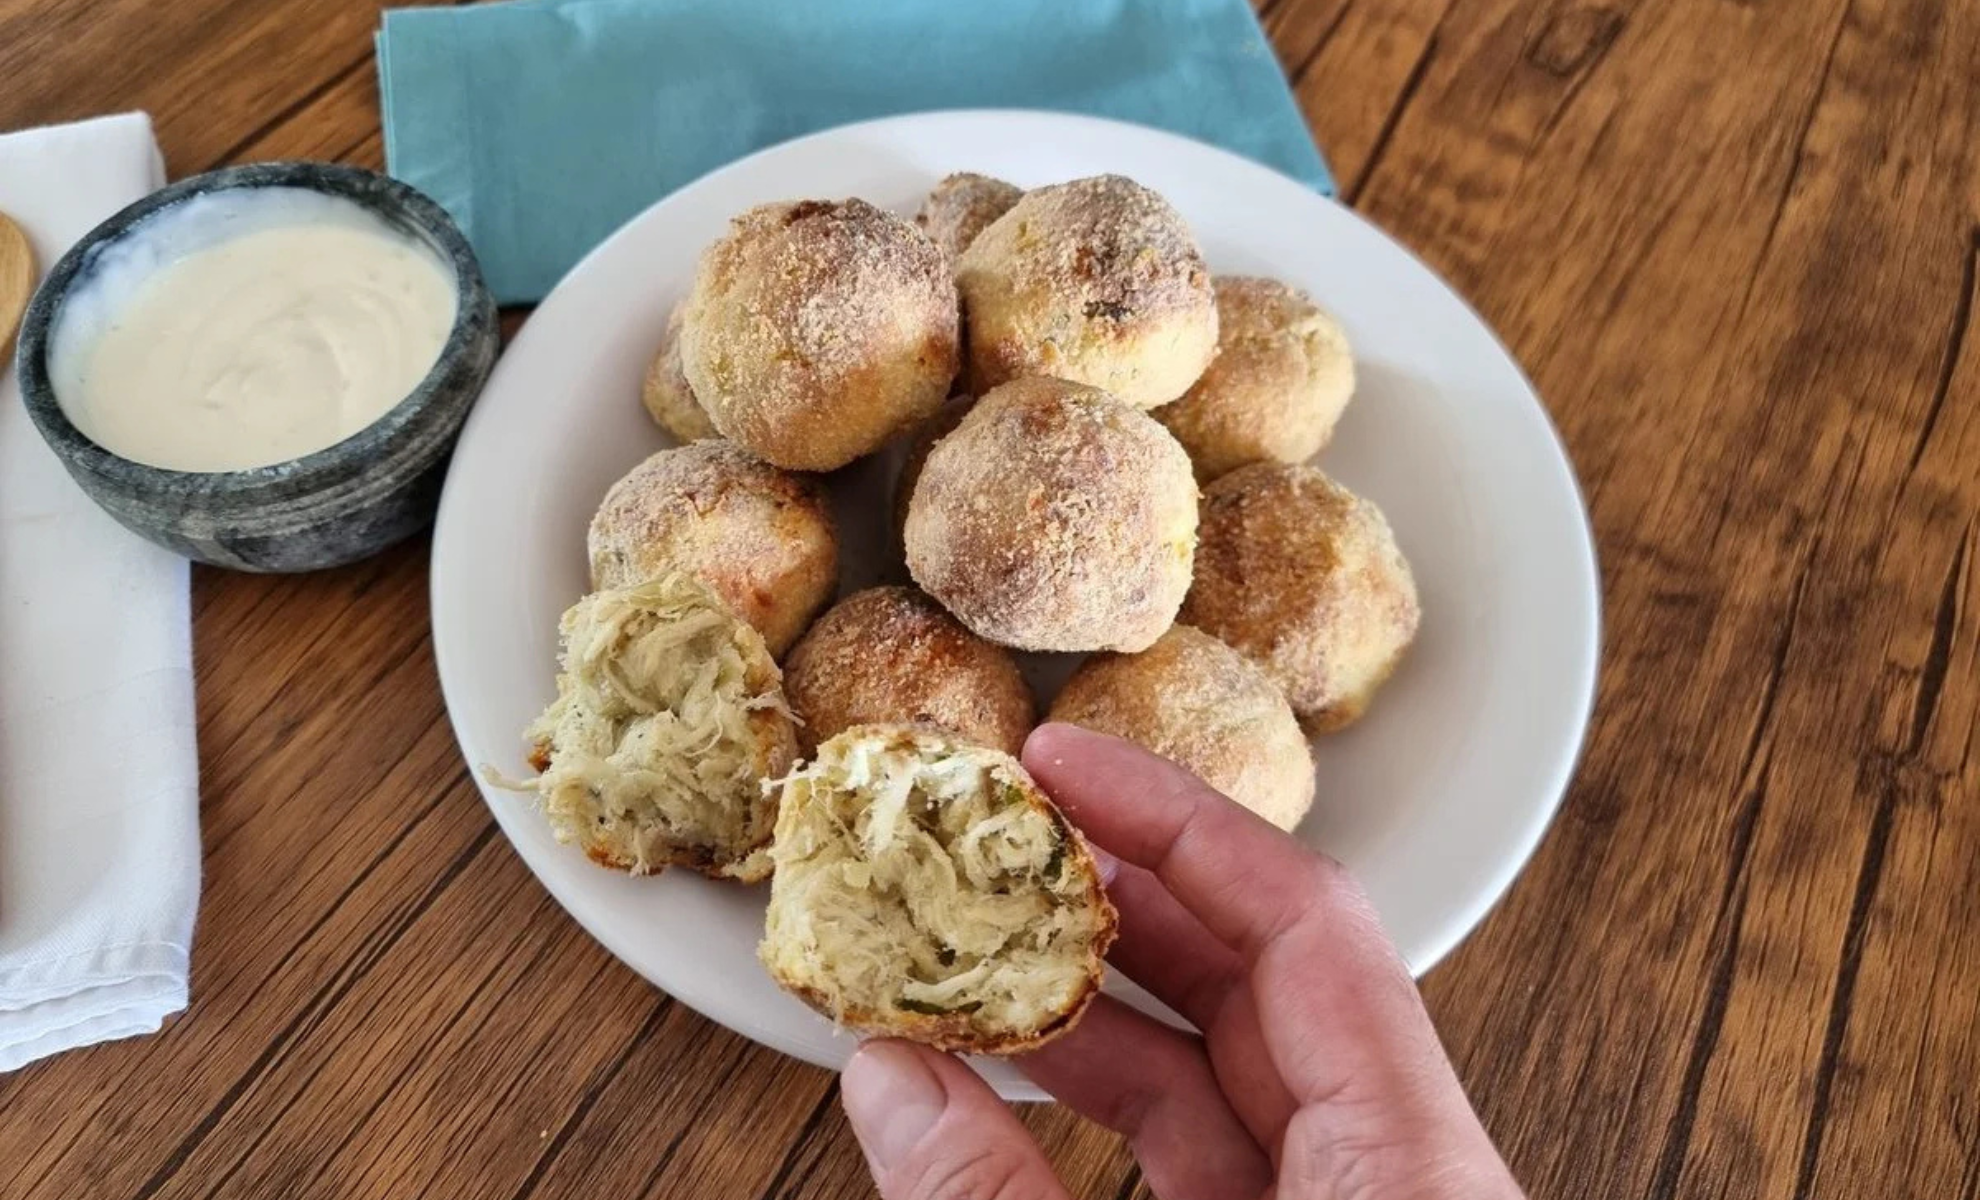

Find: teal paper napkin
<box><xmin>378</xmin><ymin>0</ymin><xmax>1331</xmax><ymax>304</ymax></box>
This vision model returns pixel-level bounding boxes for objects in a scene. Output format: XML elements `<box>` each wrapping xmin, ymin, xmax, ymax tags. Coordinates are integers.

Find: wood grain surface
<box><xmin>2</xmin><ymin>0</ymin><xmax>1975</xmax><ymax>1197</ymax></box>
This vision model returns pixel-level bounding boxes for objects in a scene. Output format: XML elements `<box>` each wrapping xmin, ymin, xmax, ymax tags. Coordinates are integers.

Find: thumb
<box><xmin>841</xmin><ymin>1039</ymin><xmax>1073</xmax><ymax>1200</ymax></box>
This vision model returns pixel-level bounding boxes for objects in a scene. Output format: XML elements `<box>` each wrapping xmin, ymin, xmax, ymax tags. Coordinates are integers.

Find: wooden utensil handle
<box><xmin>0</xmin><ymin>211</ymin><xmax>34</xmax><ymax>362</ymax></box>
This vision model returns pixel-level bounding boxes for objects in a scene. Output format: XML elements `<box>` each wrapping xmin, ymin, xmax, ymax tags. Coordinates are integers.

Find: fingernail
<box><xmin>842</xmin><ymin>1040</ymin><xmax>948</xmax><ymax>1172</ymax></box>
<box><xmin>1087</xmin><ymin>843</ymin><xmax>1122</xmax><ymax>885</ymax></box>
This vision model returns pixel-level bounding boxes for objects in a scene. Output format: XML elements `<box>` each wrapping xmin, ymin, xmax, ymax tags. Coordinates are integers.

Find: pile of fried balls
<box><xmin>608</xmin><ymin>171</ymin><xmax>1420</xmax><ymax>833</ymax></box>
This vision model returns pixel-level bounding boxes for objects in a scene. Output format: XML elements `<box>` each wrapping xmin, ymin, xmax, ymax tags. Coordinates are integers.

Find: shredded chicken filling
<box><xmin>526</xmin><ymin>577</ymin><xmax>788</xmax><ymax>871</ymax></box>
<box><xmin>772</xmin><ymin>739</ymin><xmax>1098</xmax><ymax>1026</ymax></box>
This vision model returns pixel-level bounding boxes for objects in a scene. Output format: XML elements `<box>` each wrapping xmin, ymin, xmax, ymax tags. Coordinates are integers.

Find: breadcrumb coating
<box><xmin>588</xmin><ymin>440</ymin><xmax>838</xmax><ymax>657</ymax></box>
<box><xmin>640</xmin><ymin>301</ymin><xmax>718</xmax><ymax>443</ymax></box>
<box><xmin>904</xmin><ymin>376</ymin><xmax>1198</xmax><ymax>653</ymax></box>
<box><xmin>785</xmin><ymin>587</ymin><xmax>1034</xmax><ymax>756</ymax></box>
<box><xmin>1050</xmin><ymin>624</ymin><xmax>1315</xmax><ymax>830</ymax></box>
<box><xmin>1153</xmin><ymin>276</ymin><xmax>1354</xmax><ymax>481</ymax></box>
<box><xmin>915</xmin><ymin>172</ymin><xmax>1023</xmax><ymax>260</ymax></box>
<box><xmin>956</xmin><ymin>175</ymin><xmax>1216</xmax><ymax>409</ymax></box>
<box><xmin>1182</xmin><ymin>464</ymin><xmax>1418</xmax><ymax>732</ymax></box>
<box><xmin>681</xmin><ymin>199</ymin><xmax>959</xmax><ymax>470</ymax></box>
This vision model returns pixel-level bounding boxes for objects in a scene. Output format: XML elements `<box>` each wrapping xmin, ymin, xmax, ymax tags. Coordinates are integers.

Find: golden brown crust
<box><xmin>640</xmin><ymin>301</ymin><xmax>719</xmax><ymax>443</ymax></box>
<box><xmin>1049</xmin><ymin>624</ymin><xmax>1315</xmax><ymax>830</ymax></box>
<box><xmin>1181</xmin><ymin>464</ymin><xmax>1419</xmax><ymax>732</ymax></box>
<box><xmin>956</xmin><ymin>175</ymin><xmax>1216</xmax><ymax>409</ymax></box>
<box><xmin>578</xmin><ymin>827</ymin><xmax>774</xmax><ymax>882</ymax></box>
<box><xmin>904</xmin><ymin>376</ymin><xmax>1198</xmax><ymax>652</ymax></box>
<box><xmin>679</xmin><ymin>199</ymin><xmax>960</xmax><ymax>470</ymax></box>
<box><xmin>915</xmin><ymin>173</ymin><xmax>1023</xmax><ymax>260</ymax></box>
<box><xmin>1153</xmin><ymin>276</ymin><xmax>1355</xmax><ymax>481</ymax></box>
<box><xmin>783</xmin><ymin>586</ymin><xmax>1034</xmax><ymax>756</ymax></box>
<box><xmin>587</xmin><ymin>441</ymin><xmax>839</xmax><ymax>657</ymax></box>
<box><xmin>777</xmin><ymin>948</ymin><xmax>1109</xmax><ymax>1055</ymax></box>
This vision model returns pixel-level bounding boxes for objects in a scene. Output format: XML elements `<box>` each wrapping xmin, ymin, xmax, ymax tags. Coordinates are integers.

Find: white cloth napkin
<box><xmin>0</xmin><ymin>114</ymin><xmax>199</xmax><ymax>1072</ymax></box>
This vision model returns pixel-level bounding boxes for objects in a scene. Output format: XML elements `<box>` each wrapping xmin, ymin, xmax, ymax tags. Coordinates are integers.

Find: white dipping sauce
<box><xmin>50</xmin><ymin>188</ymin><xmax>457</xmax><ymax>472</ymax></box>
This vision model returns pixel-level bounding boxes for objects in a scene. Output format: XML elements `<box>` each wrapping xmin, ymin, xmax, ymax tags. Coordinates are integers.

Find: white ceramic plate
<box><xmin>430</xmin><ymin>110</ymin><xmax>1600</xmax><ymax>1100</ymax></box>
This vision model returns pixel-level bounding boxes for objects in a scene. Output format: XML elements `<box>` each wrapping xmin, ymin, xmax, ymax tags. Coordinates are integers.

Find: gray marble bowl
<box><xmin>14</xmin><ymin>162</ymin><xmax>499</xmax><ymax>572</ymax></box>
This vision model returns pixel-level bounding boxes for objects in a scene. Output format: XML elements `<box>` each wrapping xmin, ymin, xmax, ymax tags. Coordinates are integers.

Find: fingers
<box><xmin>1094</xmin><ymin>852</ymin><xmax>1244</xmax><ymax>1028</ymax></box>
<box><xmin>1025</xmin><ymin>724</ymin><xmax>1364</xmax><ymax>960</ymax></box>
<box><xmin>1197</xmin><ymin>980</ymin><xmax>1303</xmax><ymax>1160</ymax></box>
<box><xmin>1024</xmin><ymin>725</ymin><xmax>1435</xmax><ymax>1101</ymax></box>
<box><xmin>1025</xmin><ymin>725</ymin><xmax>1525</xmax><ymax>1196</ymax></box>
<box><xmin>1279</xmin><ymin>1098</ymin><xmax>1527</xmax><ymax>1200</ymax></box>
<box><xmin>841</xmin><ymin>1039</ymin><xmax>1072</xmax><ymax>1200</ymax></box>
<box><xmin>1020</xmin><ymin>996</ymin><xmax>1273</xmax><ymax>1200</ymax></box>
<box><xmin>1086</xmin><ymin>855</ymin><xmax>1301</xmax><ymax>1156</ymax></box>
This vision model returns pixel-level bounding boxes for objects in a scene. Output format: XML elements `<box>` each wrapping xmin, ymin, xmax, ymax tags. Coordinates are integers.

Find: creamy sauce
<box><xmin>50</xmin><ymin>189</ymin><xmax>456</xmax><ymax>472</ymax></box>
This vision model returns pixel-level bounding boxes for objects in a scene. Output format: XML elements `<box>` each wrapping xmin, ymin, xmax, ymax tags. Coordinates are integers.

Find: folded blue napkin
<box><xmin>378</xmin><ymin>0</ymin><xmax>1332</xmax><ymax>304</ymax></box>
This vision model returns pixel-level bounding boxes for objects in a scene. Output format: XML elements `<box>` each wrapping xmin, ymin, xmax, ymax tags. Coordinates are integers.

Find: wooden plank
<box><xmin>229</xmin><ymin>57</ymin><xmax>383</xmax><ymax>167</ymax></box>
<box><xmin>758</xmin><ymin>1091</ymin><xmax>1138</xmax><ymax>1200</ymax></box>
<box><xmin>502</xmin><ymin>1005</ymin><xmax>832</xmax><ymax>1200</ymax></box>
<box><xmin>1268</xmin><ymin>0</ymin><xmax>1452</xmax><ymax>196</ymax></box>
<box><xmin>0</xmin><ymin>0</ymin><xmax>399</xmax><ymax>172</ymax></box>
<box><xmin>1377</xmin><ymin>1</ymin><xmax>1980</xmax><ymax>1198</ymax></box>
<box><xmin>1721</xmin><ymin>5</ymin><xmax>1980</xmax><ymax>1193</ymax></box>
<box><xmin>142</xmin><ymin>837</ymin><xmax>660</xmax><ymax>1200</ymax></box>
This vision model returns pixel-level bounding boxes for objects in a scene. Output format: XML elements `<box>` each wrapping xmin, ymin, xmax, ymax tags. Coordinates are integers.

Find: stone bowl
<box><xmin>13</xmin><ymin>161</ymin><xmax>499</xmax><ymax>572</ymax></box>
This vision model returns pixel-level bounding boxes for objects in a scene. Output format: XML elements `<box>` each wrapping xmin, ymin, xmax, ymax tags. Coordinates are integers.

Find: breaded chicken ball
<box><xmin>915</xmin><ymin>172</ymin><xmax>1023</xmax><ymax>260</ymax></box>
<box><xmin>1048</xmin><ymin>625</ymin><xmax>1315</xmax><ymax>830</ymax></box>
<box><xmin>587</xmin><ymin>440</ymin><xmax>838</xmax><ymax>657</ymax></box>
<box><xmin>760</xmin><ymin>723</ymin><xmax>1116</xmax><ymax>1054</ymax></box>
<box><xmin>1153</xmin><ymin>276</ymin><xmax>1355</xmax><ymax>481</ymax></box>
<box><xmin>520</xmin><ymin>573</ymin><xmax>799</xmax><ymax>881</ymax></box>
<box><xmin>784</xmin><ymin>587</ymin><xmax>1034</xmax><ymax>757</ymax></box>
<box><xmin>956</xmin><ymin>175</ymin><xmax>1216</xmax><ymax>409</ymax></box>
<box><xmin>680</xmin><ymin>199</ymin><xmax>959</xmax><ymax>470</ymax></box>
<box><xmin>640</xmin><ymin>301</ymin><xmax>718</xmax><ymax>443</ymax></box>
<box><xmin>903</xmin><ymin>376</ymin><xmax>1197</xmax><ymax>653</ymax></box>
<box><xmin>1182</xmin><ymin>464</ymin><xmax>1419</xmax><ymax>732</ymax></box>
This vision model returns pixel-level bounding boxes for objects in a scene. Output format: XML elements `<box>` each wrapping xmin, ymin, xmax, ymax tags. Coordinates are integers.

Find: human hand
<box><xmin>839</xmin><ymin>723</ymin><xmax>1525</xmax><ymax>1200</ymax></box>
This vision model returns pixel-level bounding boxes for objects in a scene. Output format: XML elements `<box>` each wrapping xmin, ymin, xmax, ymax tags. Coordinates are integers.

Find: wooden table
<box><xmin>4</xmin><ymin>0</ymin><xmax>1976</xmax><ymax>1196</ymax></box>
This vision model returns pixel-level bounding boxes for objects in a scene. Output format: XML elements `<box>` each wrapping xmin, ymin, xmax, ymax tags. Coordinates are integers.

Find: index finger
<box><xmin>1023</xmin><ymin>722</ymin><xmax>1377</xmax><ymax>959</ymax></box>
